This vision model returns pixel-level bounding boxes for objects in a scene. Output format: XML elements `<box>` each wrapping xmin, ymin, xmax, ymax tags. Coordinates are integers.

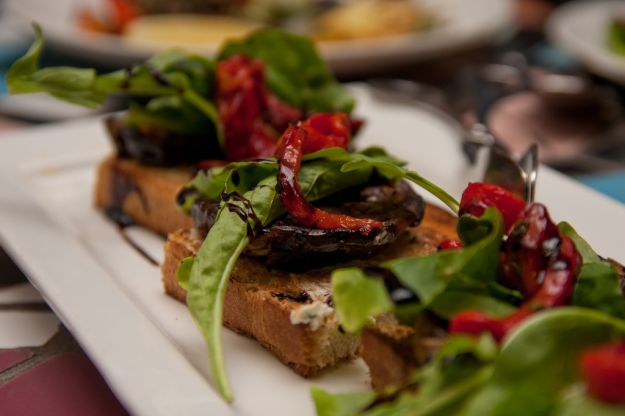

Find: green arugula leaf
<box><xmin>188</xmin><ymin>176</ymin><xmax>277</xmax><ymax>402</ymax></box>
<box><xmin>303</xmin><ymin>146</ymin><xmax>458</xmax><ymax>212</ymax></box>
<box><xmin>559</xmin><ymin>222</ymin><xmax>625</xmax><ymax>319</ymax></box>
<box><xmin>219</xmin><ymin>28</ymin><xmax>354</xmax><ymax>113</ymax></box>
<box><xmin>332</xmin><ymin>268</ymin><xmax>394</xmax><ymax>334</ymax></box>
<box><xmin>7</xmin><ymin>25</ymin><xmax>220</xmax><ymax>138</ymax></box>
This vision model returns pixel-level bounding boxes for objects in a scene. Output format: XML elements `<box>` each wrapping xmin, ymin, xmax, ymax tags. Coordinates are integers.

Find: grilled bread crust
<box><xmin>94</xmin><ymin>156</ymin><xmax>194</xmax><ymax>235</ymax></box>
<box><xmin>162</xmin><ymin>204</ymin><xmax>458</xmax><ymax>377</ymax></box>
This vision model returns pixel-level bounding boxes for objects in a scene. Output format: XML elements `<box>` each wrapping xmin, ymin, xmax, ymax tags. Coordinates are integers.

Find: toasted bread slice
<box><xmin>362</xmin><ymin>315</ymin><xmax>446</xmax><ymax>389</ymax></box>
<box><xmin>94</xmin><ymin>156</ymin><xmax>194</xmax><ymax>235</ymax></box>
<box><xmin>161</xmin><ymin>204</ymin><xmax>458</xmax><ymax>376</ymax></box>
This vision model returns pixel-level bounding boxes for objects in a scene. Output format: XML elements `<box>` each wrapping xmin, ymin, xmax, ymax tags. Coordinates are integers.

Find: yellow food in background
<box><xmin>314</xmin><ymin>0</ymin><xmax>428</xmax><ymax>41</ymax></box>
<box><xmin>123</xmin><ymin>15</ymin><xmax>264</xmax><ymax>49</ymax></box>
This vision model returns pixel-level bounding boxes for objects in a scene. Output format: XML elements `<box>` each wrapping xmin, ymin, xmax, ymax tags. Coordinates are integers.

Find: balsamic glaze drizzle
<box><xmin>117</xmin><ymin>225</ymin><xmax>159</xmax><ymax>266</ymax></box>
<box><xmin>105</xmin><ymin>165</ymin><xmax>159</xmax><ymax>267</ymax></box>
<box><xmin>221</xmin><ymin>191</ymin><xmax>263</xmax><ymax>238</ymax></box>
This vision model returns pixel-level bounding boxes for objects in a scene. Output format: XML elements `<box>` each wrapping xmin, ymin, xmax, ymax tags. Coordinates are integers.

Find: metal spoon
<box><xmin>368</xmin><ymin>80</ymin><xmax>539</xmax><ymax>202</ymax></box>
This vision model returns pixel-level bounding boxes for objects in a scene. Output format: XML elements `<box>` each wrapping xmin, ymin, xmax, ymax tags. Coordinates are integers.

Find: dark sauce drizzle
<box><xmin>117</xmin><ymin>225</ymin><xmax>159</xmax><ymax>266</ymax></box>
<box><xmin>105</xmin><ymin>165</ymin><xmax>159</xmax><ymax>267</ymax></box>
<box><xmin>221</xmin><ymin>191</ymin><xmax>263</xmax><ymax>238</ymax></box>
<box><xmin>271</xmin><ymin>291</ymin><xmax>311</xmax><ymax>303</ymax></box>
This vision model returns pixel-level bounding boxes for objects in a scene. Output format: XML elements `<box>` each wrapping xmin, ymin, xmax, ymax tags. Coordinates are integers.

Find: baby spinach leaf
<box><xmin>219</xmin><ymin>28</ymin><xmax>354</xmax><ymax>113</ymax></box>
<box><xmin>559</xmin><ymin>222</ymin><xmax>625</xmax><ymax>319</ymax></box>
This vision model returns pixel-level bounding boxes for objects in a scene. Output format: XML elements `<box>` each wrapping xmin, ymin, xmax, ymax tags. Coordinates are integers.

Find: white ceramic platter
<box><xmin>547</xmin><ymin>0</ymin><xmax>625</xmax><ymax>85</ymax></box>
<box><xmin>0</xmin><ymin>86</ymin><xmax>624</xmax><ymax>416</ymax></box>
<box><xmin>5</xmin><ymin>0</ymin><xmax>515</xmax><ymax>74</ymax></box>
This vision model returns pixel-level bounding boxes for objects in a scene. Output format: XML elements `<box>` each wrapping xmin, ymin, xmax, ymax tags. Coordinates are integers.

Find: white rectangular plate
<box><xmin>1</xmin><ymin>86</ymin><xmax>624</xmax><ymax>416</ymax></box>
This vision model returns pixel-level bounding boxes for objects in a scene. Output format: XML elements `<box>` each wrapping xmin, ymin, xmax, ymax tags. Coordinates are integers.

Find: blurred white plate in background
<box><xmin>6</xmin><ymin>0</ymin><xmax>515</xmax><ymax>74</ymax></box>
<box><xmin>548</xmin><ymin>0</ymin><xmax>625</xmax><ymax>85</ymax></box>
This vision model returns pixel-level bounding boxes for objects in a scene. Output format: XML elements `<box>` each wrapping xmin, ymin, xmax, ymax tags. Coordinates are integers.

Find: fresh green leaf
<box><xmin>340</xmin><ymin>148</ymin><xmax>458</xmax><ymax>213</ymax></box>
<box><xmin>219</xmin><ymin>28</ymin><xmax>354</xmax><ymax>113</ymax></box>
<box><xmin>555</xmin><ymin>384</ymin><xmax>625</xmax><ymax>416</ymax></box>
<box><xmin>188</xmin><ymin>175</ymin><xmax>278</xmax><ymax>401</ymax></box>
<box><xmin>332</xmin><ymin>268</ymin><xmax>394</xmax><ymax>334</ymax></box>
<box><xmin>315</xmin><ymin>309</ymin><xmax>625</xmax><ymax>416</ymax></box>
<box><xmin>312</xmin><ymin>388</ymin><xmax>377</xmax><ymax>416</ymax></box>
<box><xmin>429</xmin><ymin>289</ymin><xmax>517</xmax><ymax>320</ymax></box>
<box><xmin>7</xmin><ymin>26</ymin><xmax>220</xmax><ymax>137</ymax></box>
<box><xmin>176</xmin><ymin>256</ymin><xmax>194</xmax><ymax>290</ymax></box>
<box><xmin>559</xmin><ymin>222</ymin><xmax>625</xmax><ymax>319</ymax></box>
<box><xmin>313</xmin><ymin>334</ymin><xmax>497</xmax><ymax>416</ymax></box>
<box><xmin>461</xmin><ymin>308</ymin><xmax>625</xmax><ymax>416</ymax></box>
<box><xmin>303</xmin><ymin>146</ymin><xmax>458</xmax><ymax>213</ymax></box>
<box><xmin>384</xmin><ymin>209</ymin><xmax>506</xmax><ymax>318</ymax></box>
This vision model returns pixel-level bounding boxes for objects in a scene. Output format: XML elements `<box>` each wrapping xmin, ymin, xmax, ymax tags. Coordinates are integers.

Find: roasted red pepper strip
<box><xmin>580</xmin><ymin>340</ymin><xmax>625</xmax><ymax>404</ymax></box>
<box><xmin>438</xmin><ymin>239</ymin><xmax>463</xmax><ymax>251</ymax></box>
<box><xmin>500</xmin><ymin>203</ymin><xmax>562</xmax><ymax>298</ymax></box>
<box><xmin>216</xmin><ymin>55</ymin><xmax>303</xmax><ymax>161</ymax></box>
<box><xmin>275</xmin><ymin>113</ymin><xmax>383</xmax><ymax>234</ymax></box>
<box><xmin>450</xmin><ymin>203</ymin><xmax>581</xmax><ymax>342</ymax></box>
<box><xmin>460</xmin><ymin>182</ymin><xmax>526</xmax><ymax>232</ymax></box>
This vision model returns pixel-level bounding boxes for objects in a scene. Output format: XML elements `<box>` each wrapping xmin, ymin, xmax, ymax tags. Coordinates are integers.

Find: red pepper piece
<box><xmin>275</xmin><ymin>114</ymin><xmax>383</xmax><ymax>234</ymax></box>
<box><xmin>108</xmin><ymin>0</ymin><xmax>141</xmax><ymax>33</ymax></box>
<box><xmin>216</xmin><ymin>55</ymin><xmax>302</xmax><ymax>161</ymax></box>
<box><xmin>500</xmin><ymin>203</ymin><xmax>561</xmax><ymax>298</ymax></box>
<box><xmin>450</xmin><ymin>203</ymin><xmax>581</xmax><ymax>342</ymax></box>
<box><xmin>460</xmin><ymin>182</ymin><xmax>526</xmax><ymax>232</ymax></box>
<box><xmin>580</xmin><ymin>341</ymin><xmax>625</xmax><ymax>404</ymax></box>
<box><xmin>449</xmin><ymin>310</ymin><xmax>508</xmax><ymax>342</ymax></box>
<box><xmin>438</xmin><ymin>240</ymin><xmax>463</xmax><ymax>251</ymax></box>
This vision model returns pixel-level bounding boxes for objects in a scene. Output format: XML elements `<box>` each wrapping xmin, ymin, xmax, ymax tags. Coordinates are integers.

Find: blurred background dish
<box><xmin>5</xmin><ymin>0</ymin><xmax>515</xmax><ymax>75</ymax></box>
<box><xmin>547</xmin><ymin>0</ymin><xmax>625</xmax><ymax>85</ymax></box>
